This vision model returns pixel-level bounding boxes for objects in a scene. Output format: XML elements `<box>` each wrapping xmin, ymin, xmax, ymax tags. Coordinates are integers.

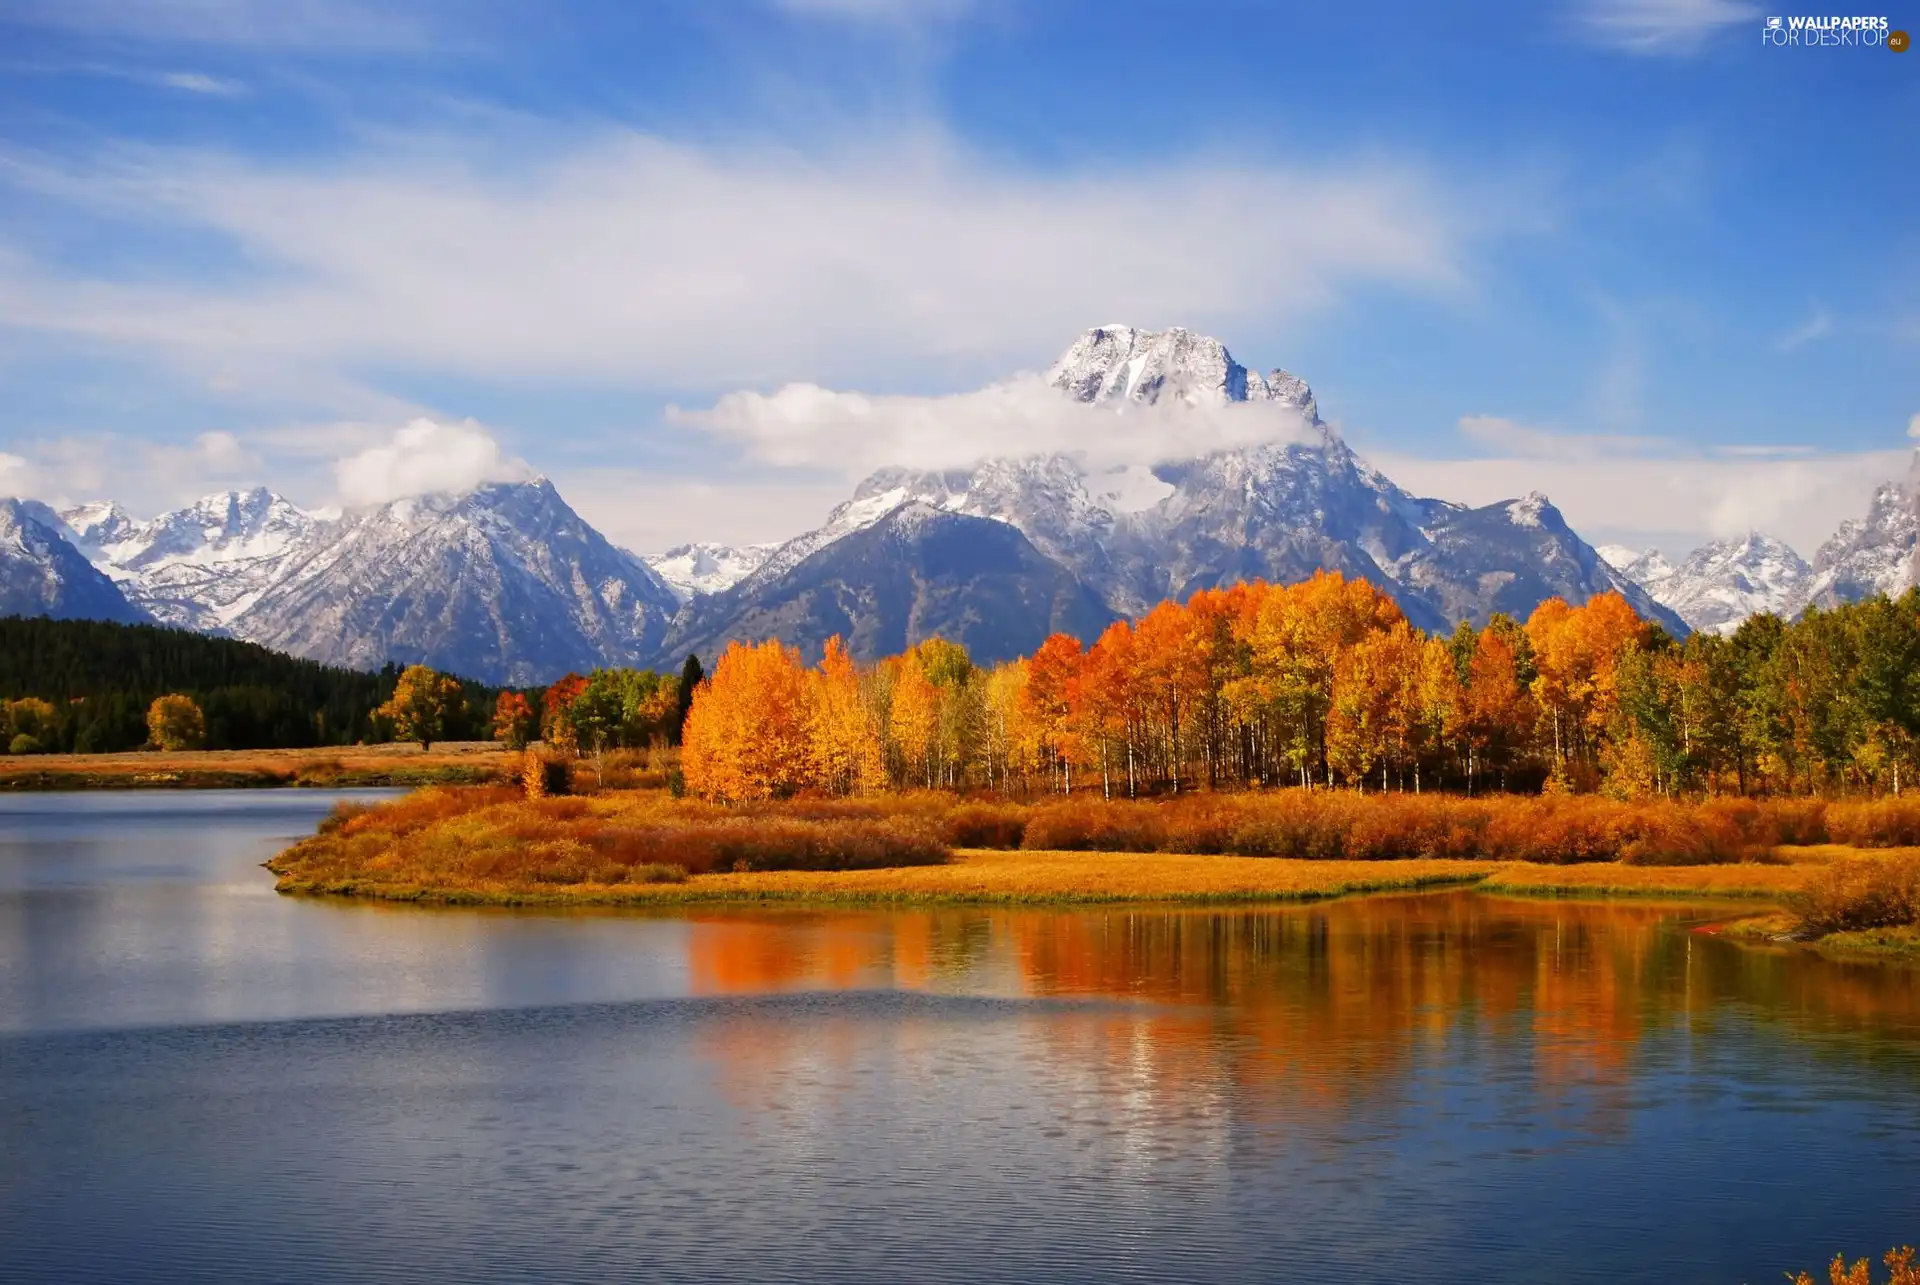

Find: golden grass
<box><xmin>261</xmin><ymin>786</ymin><xmax>1920</xmax><ymax>950</ymax></box>
<box><xmin>0</xmin><ymin>741</ymin><xmax>515</xmax><ymax>789</ymax></box>
<box><xmin>273</xmin><ymin>845</ymin><xmax>1501</xmax><ymax>906</ymax></box>
<box><xmin>1480</xmin><ymin>861</ymin><xmax>1812</xmax><ymax>899</ymax></box>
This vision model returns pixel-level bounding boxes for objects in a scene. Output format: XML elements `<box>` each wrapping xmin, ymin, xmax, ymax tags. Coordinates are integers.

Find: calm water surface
<box><xmin>4</xmin><ymin>791</ymin><xmax>1920</xmax><ymax>1283</ymax></box>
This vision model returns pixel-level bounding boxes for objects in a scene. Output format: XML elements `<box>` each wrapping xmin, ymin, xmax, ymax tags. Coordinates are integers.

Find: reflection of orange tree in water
<box><xmin>1004</xmin><ymin>895</ymin><xmax>1676</xmax><ymax>1114</ymax></box>
<box><xmin>679</xmin><ymin>897</ymin><xmax>1920</xmax><ymax>1135</ymax></box>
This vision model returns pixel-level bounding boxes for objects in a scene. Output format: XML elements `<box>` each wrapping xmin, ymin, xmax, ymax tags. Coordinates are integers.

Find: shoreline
<box><xmin>266</xmin><ymin>846</ymin><xmax>1813</xmax><ymax>910</ymax></box>
<box><xmin>267</xmin><ymin>853</ymin><xmax>1920</xmax><ymax>962</ymax></box>
<box><xmin>0</xmin><ymin>744</ymin><xmax>514</xmax><ymax>792</ymax></box>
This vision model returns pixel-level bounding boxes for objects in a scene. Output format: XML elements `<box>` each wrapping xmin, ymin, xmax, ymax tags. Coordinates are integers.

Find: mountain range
<box><xmin>3</xmin><ymin>325</ymin><xmax>1913</xmax><ymax>681</ymax></box>
<box><xmin>1596</xmin><ymin>470</ymin><xmax>1919</xmax><ymax>635</ymax></box>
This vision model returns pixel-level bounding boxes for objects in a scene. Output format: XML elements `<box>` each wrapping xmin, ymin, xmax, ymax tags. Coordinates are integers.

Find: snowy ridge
<box><xmin>66</xmin><ymin>487</ymin><xmax>324</xmax><ymax>631</ymax></box>
<box><xmin>1805</xmin><ymin>480</ymin><xmax>1918</xmax><ymax>609</ymax></box>
<box><xmin>1603</xmin><ymin>535</ymin><xmax>1812</xmax><ymax>635</ymax></box>
<box><xmin>643</xmin><ymin>541</ymin><xmax>780</xmax><ymax>601</ymax></box>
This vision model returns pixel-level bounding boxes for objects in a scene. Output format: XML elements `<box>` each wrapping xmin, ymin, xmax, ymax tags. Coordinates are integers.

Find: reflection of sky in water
<box><xmin>4</xmin><ymin>793</ymin><xmax>1920</xmax><ymax>1283</ymax></box>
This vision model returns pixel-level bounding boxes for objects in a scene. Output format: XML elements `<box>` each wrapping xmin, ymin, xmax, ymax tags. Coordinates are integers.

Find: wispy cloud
<box><xmin>677</xmin><ymin>377</ymin><xmax>1322</xmax><ymax>477</ymax></box>
<box><xmin>0</xmin><ymin>130</ymin><xmax>1501</xmax><ymax>396</ymax></box>
<box><xmin>1370</xmin><ymin>412</ymin><xmax>1912</xmax><ymax>554</ymax></box>
<box><xmin>155</xmin><ymin>71</ymin><xmax>246</xmax><ymax>95</ymax></box>
<box><xmin>1573</xmin><ymin>0</ymin><xmax>1759</xmax><ymax>55</ymax></box>
<box><xmin>1455</xmin><ymin>413</ymin><xmax>1664</xmax><ymax>459</ymax></box>
<box><xmin>1776</xmin><ymin>306</ymin><xmax>1833</xmax><ymax>351</ymax></box>
<box><xmin>772</xmin><ymin>0</ymin><xmax>974</xmax><ymax>21</ymax></box>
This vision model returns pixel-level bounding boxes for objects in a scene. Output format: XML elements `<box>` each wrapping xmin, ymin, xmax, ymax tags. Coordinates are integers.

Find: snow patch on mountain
<box><xmin>64</xmin><ymin>487</ymin><xmax>323</xmax><ymax>632</ymax></box>
<box><xmin>644</xmin><ymin>541</ymin><xmax>779</xmax><ymax>601</ymax></box>
<box><xmin>1805</xmin><ymin>480</ymin><xmax>1918</xmax><ymax>608</ymax></box>
<box><xmin>1607</xmin><ymin>534</ymin><xmax>1812</xmax><ymax>635</ymax></box>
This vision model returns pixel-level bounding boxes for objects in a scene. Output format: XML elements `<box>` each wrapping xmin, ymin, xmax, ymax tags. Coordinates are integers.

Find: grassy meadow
<box><xmin>0</xmin><ymin>741</ymin><xmax>517</xmax><ymax>790</ymax></box>
<box><xmin>263</xmin><ymin>782</ymin><xmax>1920</xmax><ymax>954</ymax></box>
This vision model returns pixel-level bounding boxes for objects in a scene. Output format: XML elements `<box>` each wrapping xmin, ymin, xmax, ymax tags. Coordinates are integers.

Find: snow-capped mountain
<box><xmin>228</xmin><ymin>480</ymin><xmax>682</xmax><ymax>686</ymax></box>
<box><xmin>1804</xmin><ymin>480</ymin><xmax>1918</xmax><ymax>610</ymax></box>
<box><xmin>693</xmin><ymin>326</ymin><xmax>1684</xmax><ymax>654</ymax></box>
<box><xmin>0</xmin><ymin>500</ymin><xmax>147</xmax><ymax>625</ymax></box>
<box><xmin>643</xmin><ymin>541</ymin><xmax>778</xmax><ymax>601</ymax></box>
<box><xmin>18</xmin><ymin>479</ymin><xmax>681</xmax><ymax>684</ymax></box>
<box><xmin>1596</xmin><ymin>546</ymin><xmax>1675</xmax><ymax>597</ymax></box>
<box><xmin>1600</xmin><ymin>534</ymin><xmax>1813</xmax><ymax>635</ymax></box>
<box><xmin>1045</xmin><ymin>323</ymin><xmax>1319</xmax><ymax>412</ymax></box>
<box><xmin>55</xmin><ymin>323</ymin><xmax>1920</xmax><ymax>676</ymax></box>
<box><xmin>66</xmin><ymin>487</ymin><xmax>323</xmax><ymax>632</ymax></box>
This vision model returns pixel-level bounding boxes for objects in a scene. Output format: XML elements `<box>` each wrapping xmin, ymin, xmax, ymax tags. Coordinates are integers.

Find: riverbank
<box><xmin>263</xmin><ymin>784</ymin><xmax>1920</xmax><ymax>957</ymax></box>
<box><xmin>0</xmin><ymin>742</ymin><xmax>514</xmax><ymax>791</ymax></box>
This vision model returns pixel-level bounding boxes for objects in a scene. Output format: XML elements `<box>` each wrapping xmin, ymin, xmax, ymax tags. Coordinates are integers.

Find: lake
<box><xmin>3</xmin><ymin>790</ymin><xmax>1919</xmax><ymax>1284</ymax></box>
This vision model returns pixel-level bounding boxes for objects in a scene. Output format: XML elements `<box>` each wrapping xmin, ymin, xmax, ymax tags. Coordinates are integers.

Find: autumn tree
<box><xmin>492</xmin><ymin>691</ymin><xmax>537</xmax><ymax>750</ymax></box>
<box><xmin>809</xmin><ymin>637</ymin><xmax>883</xmax><ymax>795</ymax></box>
<box><xmin>376</xmin><ymin>665</ymin><xmax>464</xmax><ymax>750</ymax></box>
<box><xmin>146</xmin><ymin>694</ymin><xmax>206</xmax><ymax>751</ymax></box>
<box><xmin>541</xmin><ymin>674</ymin><xmax>588</xmax><ymax>755</ymax></box>
<box><xmin>681</xmin><ymin>640</ymin><xmax>815</xmax><ymax>802</ymax></box>
<box><xmin>1023</xmin><ymin>633</ymin><xmax>1085</xmax><ymax>792</ymax></box>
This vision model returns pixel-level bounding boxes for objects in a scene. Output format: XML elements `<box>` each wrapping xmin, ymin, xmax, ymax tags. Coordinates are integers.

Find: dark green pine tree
<box><xmin>673</xmin><ymin>653</ymin><xmax>704</xmax><ymax>745</ymax></box>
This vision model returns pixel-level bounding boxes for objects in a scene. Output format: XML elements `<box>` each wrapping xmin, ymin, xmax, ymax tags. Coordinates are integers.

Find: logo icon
<box><xmin>1766</xmin><ymin>15</ymin><xmax>1784</xmax><ymax>29</ymax></box>
<box><xmin>1892</xmin><ymin>28</ymin><xmax>1911</xmax><ymax>50</ymax></box>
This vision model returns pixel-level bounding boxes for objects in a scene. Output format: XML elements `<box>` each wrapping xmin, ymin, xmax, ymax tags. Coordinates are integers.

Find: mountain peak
<box><xmin>1045</xmin><ymin>324</ymin><xmax>1319</xmax><ymax>418</ymax></box>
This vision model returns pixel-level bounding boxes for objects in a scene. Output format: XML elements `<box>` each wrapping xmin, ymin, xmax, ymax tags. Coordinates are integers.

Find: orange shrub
<box><xmin>1788</xmin><ymin>855</ymin><xmax>1920</xmax><ymax>936</ymax></box>
<box><xmin>940</xmin><ymin>801</ymin><xmax>1028</xmax><ymax>849</ymax></box>
<box><xmin>1827</xmin><ymin>797</ymin><xmax>1920</xmax><ymax>847</ymax></box>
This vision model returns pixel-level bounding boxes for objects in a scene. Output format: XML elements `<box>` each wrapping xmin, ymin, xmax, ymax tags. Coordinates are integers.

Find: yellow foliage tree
<box><xmin>809</xmin><ymin>637</ymin><xmax>884</xmax><ymax>795</ymax></box>
<box><xmin>888</xmin><ymin>658</ymin><xmax>943</xmax><ymax>790</ymax></box>
<box><xmin>146</xmin><ymin>693</ymin><xmax>206</xmax><ymax>751</ymax></box>
<box><xmin>681</xmin><ymin>639</ymin><xmax>815</xmax><ymax>801</ymax></box>
<box><xmin>376</xmin><ymin>665</ymin><xmax>464</xmax><ymax>750</ymax></box>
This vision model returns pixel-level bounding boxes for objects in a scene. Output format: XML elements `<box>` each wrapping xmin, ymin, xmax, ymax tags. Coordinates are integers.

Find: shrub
<box><xmin>1790</xmin><ymin>1244</ymin><xmax>1919</xmax><ymax>1285</ymax></box>
<box><xmin>941</xmin><ymin>801</ymin><xmax>1027</xmax><ymax>849</ymax></box>
<box><xmin>1827</xmin><ymin>797</ymin><xmax>1920</xmax><ymax>848</ymax></box>
<box><xmin>8</xmin><ymin>734</ymin><xmax>43</xmax><ymax>756</ymax></box>
<box><xmin>520</xmin><ymin>750</ymin><xmax>570</xmax><ymax>799</ymax></box>
<box><xmin>1787</xmin><ymin>855</ymin><xmax>1920</xmax><ymax>937</ymax></box>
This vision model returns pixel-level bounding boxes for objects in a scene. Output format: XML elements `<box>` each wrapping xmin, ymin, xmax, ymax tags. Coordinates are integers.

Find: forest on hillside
<box><xmin>0</xmin><ymin>618</ymin><xmax>501</xmax><ymax>752</ymax></box>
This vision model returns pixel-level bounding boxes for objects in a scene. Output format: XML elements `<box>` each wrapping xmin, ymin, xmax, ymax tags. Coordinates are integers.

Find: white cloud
<box><xmin>553</xmin><ymin>470</ymin><xmax>854</xmax><ymax>555</ymax></box>
<box><xmin>332</xmin><ymin>418</ymin><xmax>532</xmax><ymax>507</ymax></box>
<box><xmin>1906</xmin><ymin>413</ymin><xmax>1920</xmax><ymax>440</ymax></box>
<box><xmin>1456</xmin><ymin>413</ymin><xmax>1663</xmax><ymax>459</ymax></box>
<box><xmin>1776</xmin><ymin>306</ymin><xmax>1833</xmax><ymax>352</ymax></box>
<box><xmin>1575</xmin><ymin>0</ymin><xmax>1760</xmax><ymax>54</ymax></box>
<box><xmin>1372</xmin><ymin>414</ymin><xmax>1910</xmax><ymax>554</ymax></box>
<box><xmin>677</xmin><ymin>376</ymin><xmax>1322</xmax><ymax>476</ymax></box>
<box><xmin>0</xmin><ymin>451</ymin><xmax>41</xmax><ymax>497</ymax></box>
<box><xmin>156</xmin><ymin>71</ymin><xmax>245</xmax><ymax>95</ymax></box>
<box><xmin>0</xmin><ymin>131</ymin><xmax>1492</xmax><ymax>394</ymax></box>
<box><xmin>772</xmin><ymin>0</ymin><xmax>973</xmax><ymax>20</ymax></box>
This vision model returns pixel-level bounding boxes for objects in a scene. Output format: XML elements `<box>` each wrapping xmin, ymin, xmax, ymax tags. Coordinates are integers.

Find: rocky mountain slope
<box><xmin>655</xmin><ymin>502</ymin><xmax>1117</xmax><ymax>667</ymax></box>
<box><xmin>1804</xmin><ymin>480</ymin><xmax>1918</xmax><ymax>609</ymax></box>
<box><xmin>0</xmin><ymin>500</ymin><xmax>148</xmax><ymax>625</ymax></box>
<box><xmin>61</xmin><ymin>487</ymin><xmax>323</xmax><ymax>632</ymax></box>
<box><xmin>227</xmin><ymin>480</ymin><xmax>682</xmax><ymax>686</ymax></box>
<box><xmin>1599</xmin><ymin>534</ymin><xmax>1814</xmax><ymax>635</ymax></box>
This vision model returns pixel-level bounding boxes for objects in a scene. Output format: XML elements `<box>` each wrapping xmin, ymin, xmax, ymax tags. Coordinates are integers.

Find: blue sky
<box><xmin>0</xmin><ymin>0</ymin><xmax>1914</xmax><ymax>555</ymax></box>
